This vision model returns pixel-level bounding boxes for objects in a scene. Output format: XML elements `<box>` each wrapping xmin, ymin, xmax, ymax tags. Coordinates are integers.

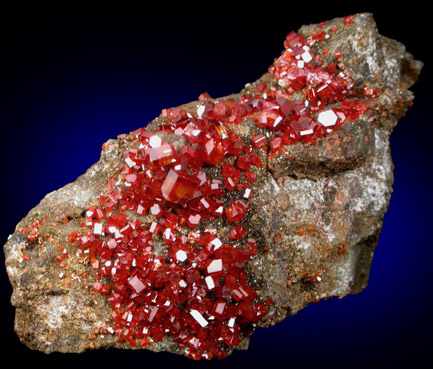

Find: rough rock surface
<box><xmin>4</xmin><ymin>13</ymin><xmax>422</xmax><ymax>359</ymax></box>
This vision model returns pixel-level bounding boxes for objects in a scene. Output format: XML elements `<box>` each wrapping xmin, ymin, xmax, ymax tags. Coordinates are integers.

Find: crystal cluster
<box><xmin>61</xmin><ymin>18</ymin><xmax>380</xmax><ymax>360</ymax></box>
<box><xmin>5</xmin><ymin>13</ymin><xmax>422</xmax><ymax>361</ymax></box>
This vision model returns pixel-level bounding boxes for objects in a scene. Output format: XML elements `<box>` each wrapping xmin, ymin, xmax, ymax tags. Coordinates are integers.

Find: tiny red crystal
<box><xmin>229</xmin><ymin>226</ymin><xmax>247</xmax><ymax>240</ymax></box>
<box><xmin>251</xmin><ymin>134</ymin><xmax>267</xmax><ymax>148</ymax></box>
<box><xmin>225</xmin><ymin>200</ymin><xmax>249</xmax><ymax>223</ymax></box>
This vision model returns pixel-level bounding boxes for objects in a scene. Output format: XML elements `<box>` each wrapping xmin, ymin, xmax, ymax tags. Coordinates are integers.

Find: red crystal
<box><xmin>270</xmin><ymin>137</ymin><xmax>282</xmax><ymax>151</ymax></box>
<box><xmin>229</xmin><ymin>226</ymin><xmax>246</xmax><ymax>240</ymax></box>
<box><xmin>146</xmin><ymin>143</ymin><xmax>177</xmax><ymax>168</ymax></box>
<box><xmin>203</xmin><ymin>137</ymin><xmax>226</xmax><ymax>165</ymax></box>
<box><xmin>245</xmin><ymin>171</ymin><xmax>257</xmax><ymax>182</ymax></box>
<box><xmin>225</xmin><ymin>200</ymin><xmax>249</xmax><ymax>223</ymax></box>
<box><xmin>187</xmin><ymin>214</ymin><xmax>201</xmax><ymax>228</ymax></box>
<box><xmin>128</xmin><ymin>275</ymin><xmax>146</xmax><ymax>294</ymax></box>
<box><xmin>182</xmin><ymin>121</ymin><xmax>205</xmax><ymax>144</ymax></box>
<box><xmin>276</xmin><ymin>96</ymin><xmax>295</xmax><ymax>116</ymax></box>
<box><xmin>227</xmin><ymin>138</ymin><xmax>245</xmax><ymax>156</ymax></box>
<box><xmin>255</xmin><ymin>82</ymin><xmax>267</xmax><ymax>93</ymax></box>
<box><xmin>221</xmin><ymin>163</ymin><xmax>236</xmax><ymax>177</ymax></box>
<box><xmin>236</xmin><ymin>156</ymin><xmax>251</xmax><ymax>171</ymax></box>
<box><xmin>199</xmin><ymin>92</ymin><xmax>212</xmax><ymax>100</ymax></box>
<box><xmin>244</xmin><ymin>145</ymin><xmax>253</xmax><ymax>155</ymax></box>
<box><xmin>251</xmin><ymin>134</ymin><xmax>267</xmax><ymax>148</ymax></box>
<box><xmin>224</xmin><ymin>177</ymin><xmax>236</xmax><ymax>191</ymax></box>
<box><xmin>250</xmin><ymin>155</ymin><xmax>263</xmax><ymax>168</ymax></box>
<box><xmin>161</xmin><ymin>170</ymin><xmax>201</xmax><ymax>204</ymax></box>
<box><xmin>125</xmin><ymin>173</ymin><xmax>137</xmax><ymax>183</ymax></box>
<box><xmin>363</xmin><ymin>87</ymin><xmax>380</xmax><ymax>97</ymax></box>
<box><xmin>327</xmin><ymin>63</ymin><xmax>337</xmax><ymax>74</ymax></box>
<box><xmin>150</xmin><ymin>203</ymin><xmax>162</xmax><ymax>217</ymax></box>
<box><xmin>344</xmin><ymin>15</ymin><xmax>354</xmax><ymax>25</ymax></box>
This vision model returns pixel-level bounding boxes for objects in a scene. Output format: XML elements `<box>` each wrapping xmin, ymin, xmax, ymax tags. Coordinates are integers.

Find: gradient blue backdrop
<box><xmin>1</xmin><ymin>6</ymin><xmax>431</xmax><ymax>368</ymax></box>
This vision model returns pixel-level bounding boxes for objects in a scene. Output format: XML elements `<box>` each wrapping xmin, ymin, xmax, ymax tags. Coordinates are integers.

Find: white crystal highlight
<box><xmin>317</xmin><ymin>110</ymin><xmax>338</xmax><ymax>127</ymax></box>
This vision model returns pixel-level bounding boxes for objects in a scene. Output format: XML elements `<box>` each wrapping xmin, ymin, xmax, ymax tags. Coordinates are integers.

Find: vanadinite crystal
<box><xmin>4</xmin><ymin>13</ymin><xmax>422</xmax><ymax>360</ymax></box>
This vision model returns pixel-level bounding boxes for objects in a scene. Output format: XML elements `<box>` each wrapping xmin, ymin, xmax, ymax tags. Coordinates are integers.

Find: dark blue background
<box><xmin>1</xmin><ymin>5</ymin><xmax>431</xmax><ymax>368</ymax></box>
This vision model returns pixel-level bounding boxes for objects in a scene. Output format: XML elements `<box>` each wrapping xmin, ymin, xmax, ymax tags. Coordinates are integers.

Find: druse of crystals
<box><xmin>63</xmin><ymin>17</ymin><xmax>381</xmax><ymax>359</ymax></box>
<box><xmin>5</xmin><ymin>13</ymin><xmax>422</xmax><ymax>361</ymax></box>
<box><xmin>71</xmin><ymin>124</ymin><xmax>266</xmax><ymax>359</ymax></box>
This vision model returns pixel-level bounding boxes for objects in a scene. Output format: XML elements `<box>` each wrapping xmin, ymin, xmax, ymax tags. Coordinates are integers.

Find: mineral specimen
<box><xmin>3</xmin><ymin>13</ymin><xmax>422</xmax><ymax>360</ymax></box>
